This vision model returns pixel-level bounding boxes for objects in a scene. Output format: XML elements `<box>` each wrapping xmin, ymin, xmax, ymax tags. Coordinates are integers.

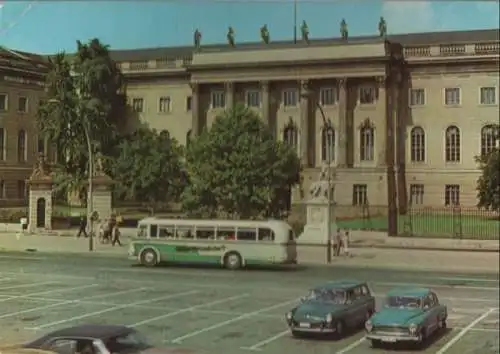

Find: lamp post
<box><xmin>301</xmin><ymin>92</ymin><xmax>334</xmax><ymax>264</ymax></box>
<box><xmin>47</xmin><ymin>98</ymin><xmax>94</xmax><ymax>251</ymax></box>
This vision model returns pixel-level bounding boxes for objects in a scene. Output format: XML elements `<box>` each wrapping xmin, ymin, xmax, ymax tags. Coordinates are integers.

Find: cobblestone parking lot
<box><xmin>0</xmin><ymin>254</ymin><xmax>497</xmax><ymax>354</ymax></box>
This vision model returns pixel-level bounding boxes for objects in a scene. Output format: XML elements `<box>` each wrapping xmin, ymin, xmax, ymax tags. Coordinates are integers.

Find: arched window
<box><xmin>445</xmin><ymin>126</ymin><xmax>460</xmax><ymax>162</ymax></box>
<box><xmin>283</xmin><ymin>119</ymin><xmax>298</xmax><ymax>151</ymax></box>
<box><xmin>360</xmin><ymin>125</ymin><xmax>375</xmax><ymax>161</ymax></box>
<box><xmin>186</xmin><ymin>130</ymin><xmax>192</xmax><ymax>148</ymax></box>
<box><xmin>410</xmin><ymin>127</ymin><xmax>425</xmax><ymax>162</ymax></box>
<box><xmin>480</xmin><ymin>124</ymin><xmax>499</xmax><ymax>157</ymax></box>
<box><xmin>321</xmin><ymin>126</ymin><xmax>335</xmax><ymax>162</ymax></box>
<box><xmin>17</xmin><ymin>130</ymin><xmax>26</xmax><ymax>162</ymax></box>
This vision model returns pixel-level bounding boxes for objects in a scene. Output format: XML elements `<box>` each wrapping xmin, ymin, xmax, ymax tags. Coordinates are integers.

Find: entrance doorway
<box><xmin>36</xmin><ymin>198</ymin><xmax>46</xmax><ymax>228</ymax></box>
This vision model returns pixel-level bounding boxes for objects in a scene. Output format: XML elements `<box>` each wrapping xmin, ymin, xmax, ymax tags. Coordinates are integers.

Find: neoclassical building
<box><xmin>0</xmin><ymin>28</ymin><xmax>499</xmax><ymax>209</ymax></box>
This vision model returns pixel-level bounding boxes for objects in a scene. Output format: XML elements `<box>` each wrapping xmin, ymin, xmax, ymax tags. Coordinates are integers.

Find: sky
<box><xmin>0</xmin><ymin>0</ymin><xmax>499</xmax><ymax>54</ymax></box>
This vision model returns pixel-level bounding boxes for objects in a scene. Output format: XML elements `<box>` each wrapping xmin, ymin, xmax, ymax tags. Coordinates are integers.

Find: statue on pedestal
<box><xmin>260</xmin><ymin>25</ymin><xmax>270</xmax><ymax>44</ymax></box>
<box><xmin>378</xmin><ymin>17</ymin><xmax>387</xmax><ymax>37</ymax></box>
<box><xmin>193</xmin><ymin>29</ymin><xmax>202</xmax><ymax>50</ymax></box>
<box><xmin>301</xmin><ymin>20</ymin><xmax>309</xmax><ymax>43</ymax></box>
<box><xmin>227</xmin><ymin>26</ymin><xmax>235</xmax><ymax>47</ymax></box>
<box><xmin>30</xmin><ymin>153</ymin><xmax>50</xmax><ymax>179</ymax></box>
<box><xmin>340</xmin><ymin>19</ymin><xmax>348</xmax><ymax>40</ymax></box>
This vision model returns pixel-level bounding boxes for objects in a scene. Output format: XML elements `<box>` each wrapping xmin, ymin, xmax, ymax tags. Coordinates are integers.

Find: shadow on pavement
<box><xmin>130</xmin><ymin>262</ymin><xmax>309</xmax><ymax>272</ymax></box>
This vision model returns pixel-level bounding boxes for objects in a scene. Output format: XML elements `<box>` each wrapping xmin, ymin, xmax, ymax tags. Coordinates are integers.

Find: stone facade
<box><xmin>1</xmin><ymin>29</ymin><xmax>499</xmax><ymax>213</ymax></box>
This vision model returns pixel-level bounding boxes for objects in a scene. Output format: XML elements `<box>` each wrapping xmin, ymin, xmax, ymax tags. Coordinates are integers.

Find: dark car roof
<box><xmin>25</xmin><ymin>325</ymin><xmax>132</xmax><ymax>346</ymax></box>
<box><xmin>316</xmin><ymin>280</ymin><xmax>366</xmax><ymax>291</ymax></box>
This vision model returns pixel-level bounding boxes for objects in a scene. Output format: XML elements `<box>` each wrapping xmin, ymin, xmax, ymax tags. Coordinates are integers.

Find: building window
<box><xmin>0</xmin><ymin>180</ymin><xmax>5</xmax><ymax>199</ymax></box>
<box><xmin>320</xmin><ymin>87</ymin><xmax>338</xmax><ymax>106</ymax></box>
<box><xmin>18</xmin><ymin>130</ymin><xmax>26</xmax><ymax>162</ymax></box>
<box><xmin>17</xmin><ymin>180</ymin><xmax>26</xmax><ymax>199</ymax></box>
<box><xmin>246</xmin><ymin>90</ymin><xmax>261</xmax><ymax>108</ymax></box>
<box><xmin>360</xmin><ymin>125</ymin><xmax>375</xmax><ymax>161</ymax></box>
<box><xmin>444</xmin><ymin>88</ymin><xmax>461</xmax><ymax>105</ymax></box>
<box><xmin>445</xmin><ymin>125</ymin><xmax>460</xmax><ymax>162</ymax></box>
<box><xmin>410</xmin><ymin>127</ymin><xmax>425</xmax><ymax>162</ymax></box>
<box><xmin>37</xmin><ymin>137</ymin><xmax>45</xmax><ymax>154</ymax></box>
<box><xmin>17</xmin><ymin>96</ymin><xmax>28</xmax><ymax>112</ymax></box>
<box><xmin>186</xmin><ymin>96</ymin><xmax>192</xmax><ymax>111</ymax></box>
<box><xmin>352</xmin><ymin>184</ymin><xmax>368</xmax><ymax>206</ymax></box>
<box><xmin>445</xmin><ymin>184</ymin><xmax>460</xmax><ymax>206</ymax></box>
<box><xmin>283</xmin><ymin>120</ymin><xmax>298</xmax><ymax>150</ymax></box>
<box><xmin>132</xmin><ymin>98</ymin><xmax>144</xmax><ymax>113</ymax></box>
<box><xmin>0</xmin><ymin>128</ymin><xmax>5</xmax><ymax>161</ymax></box>
<box><xmin>410</xmin><ymin>184</ymin><xmax>424</xmax><ymax>205</ymax></box>
<box><xmin>480</xmin><ymin>87</ymin><xmax>496</xmax><ymax>105</ymax></box>
<box><xmin>359</xmin><ymin>86</ymin><xmax>377</xmax><ymax>105</ymax></box>
<box><xmin>0</xmin><ymin>94</ymin><xmax>7</xmax><ymax>111</ymax></box>
<box><xmin>186</xmin><ymin>130</ymin><xmax>192</xmax><ymax>148</ymax></box>
<box><xmin>481</xmin><ymin>125</ymin><xmax>499</xmax><ymax>157</ymax></box>
<box><xmin>211</xmin><ymin>90</ymin><xmax>225</xmax><ymax>108</ymax></box>
<box><xmin>321</xmin><ymin>126</ymin><xmax>335</xmax><ymax>162</ymax></box>
<box><xmin>282</xmin><ymin>89</ymin><xmax>298</xmax><ymax>107</ymax></box>
<box><xmin>158</xmin><ymin>96</ymin><xmax>171</xmax><ymax>113</ymax></box>
<box><xmin>409</xmin><ymin>89</ymin><xmax>425</xmax><ymax>106</ymax></box>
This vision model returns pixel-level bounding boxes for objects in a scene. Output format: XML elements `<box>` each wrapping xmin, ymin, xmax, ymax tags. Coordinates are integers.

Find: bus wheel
<box><xmin>224</xmin><ymin>252</ymin><xmax>242</xmax><ymax>270</ymax></box>
<box><xmin>140</xmin><ymin>248</ymin><xmax>158</xmax><ymax>267</ymax></box>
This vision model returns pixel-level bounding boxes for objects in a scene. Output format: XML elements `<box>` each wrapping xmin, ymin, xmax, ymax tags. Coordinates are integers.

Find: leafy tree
<box><xmin>182</xmin><ymin>105</ymin><xmax>301</xmax><ymax>219</ymax></box>
<box><xmin>107</xmin><ymin>128</ymin><xmax>186</xmax><ymax>214</ymax></box>
<box><xmin>476</xmin><ymin>148</ymin><xmax>500</xmax><ymax>212</ymax></box>
<box><xmin>37</xmin><ymin>39</ymin><xmax>126</xmax><ymax>202</ymax></box>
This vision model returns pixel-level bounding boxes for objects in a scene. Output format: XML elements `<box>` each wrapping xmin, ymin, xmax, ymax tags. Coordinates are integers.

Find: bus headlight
<box><xmin>326</xmin><ymin>313</ymin><xmax>333</xmax><ymax>323</ymax></box>
<box><xmin>409</xmin><ymin>323</ymin><xmax>418</xmax><ymax>335</ymax></box>
<box><xmin>365</xmin><ymin>320</ymin><xmax>373</xmax><ymax>332</ymax></box>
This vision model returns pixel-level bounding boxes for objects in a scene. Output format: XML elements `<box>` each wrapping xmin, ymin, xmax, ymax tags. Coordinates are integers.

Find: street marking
<box><xmin>0</xmin><ymin>281</ymin><xmax>54</xmax><ymax>291</ymax></box>
<box><xmin>131</xmin><ymin>294</ymin><xmax>249</xmax><ymax>327</ymax></box>
<box><xmin>25</xmin><ymin>289</ymin><xmax>199</xmax><ymax>330</ymax></box>
<box><xmin>241</xmin><ymin>330</ymin><xmax>290</xmax><ymax>351</ymax></box>
<box><xmin>434</xmin><ymin>276</ymin><xmax>500</xmax><ymax>283</ymax></box>
<box><xmin>0</xmin><ymin>284</ymin><xmax>99</xmax><ymax>303</ymax></box>
<box><xmin>436</xmin><ymin>308</ymin><xmax>497</xmax><ymax>354</ymax></box>
<box><xmin>169</xmin><ymin>298</ymin><xmax>299</xmax><ymax>344</ymax></box>
<box><xmin>336</xmin><ymin>337</ymin><xmax>366</xmax><ymax>354</ymax></box>
<box><xmin>0</xmin><ymin>255</ymin><xmax>48</xmax><ymax>260</ymax></box>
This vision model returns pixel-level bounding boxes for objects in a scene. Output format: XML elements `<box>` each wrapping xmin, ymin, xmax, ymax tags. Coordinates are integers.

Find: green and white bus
<box><xmin>128</xmin><ymin>218</ymin><xmax>298</xmax><ymax>269</ymax></box>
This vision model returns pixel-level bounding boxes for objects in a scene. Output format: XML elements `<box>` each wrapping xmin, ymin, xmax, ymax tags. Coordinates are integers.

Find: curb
<box><xmin>349</xmin><ymin>244</ymin><xmax>500</xmax><ymax>253</ymax></box>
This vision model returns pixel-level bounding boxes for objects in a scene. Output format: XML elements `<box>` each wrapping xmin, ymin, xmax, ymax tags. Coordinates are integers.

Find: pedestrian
<box><xmin>111</xmin><ymin>225</ymin><xmax>122</xmax><ymax>246</ymax></box>
<box><xmin>76</xmin><ymin>215</ymin><xmax>88</xmax><ymax>238</ymax></box>
<box><xmin>335</xmin><ymin>228</ymin><xmax>343</xmax><ymax>256</ymax></box>
<box><xmin>342</xmin><ymin>230</ymin><xmax>350</xmax><ymax>256</ymax></box>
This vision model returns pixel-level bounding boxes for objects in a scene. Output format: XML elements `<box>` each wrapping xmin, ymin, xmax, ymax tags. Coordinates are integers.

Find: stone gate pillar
<box><xmin>27</xmin><ymin>154</ymin><xmax>54</xmax><ymax>233</ymax></box>
<box><xmin>88</xmin><ymin>157</ymin><xmax>113</xmax><ymax>226</ymax></box>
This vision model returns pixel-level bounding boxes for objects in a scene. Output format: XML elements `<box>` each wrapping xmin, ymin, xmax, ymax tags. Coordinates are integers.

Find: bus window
<box><xmin>195</xmin><ymin>227</ymin><xmax>216</xmax><ymax>240</ymax></box>
<box><xmin>137</xmin><ymin>225</ymin><xmax>147</xmax><ymax>238</ymax></box>
<box><xmin>237</xmin><ymin>228</ymin><xmax>257</xmax><ymax>241</ymax></box>
<box><xmin>158</xmin><ymin>226</ymin><xmax>175</xmax><ymax>238</ymax></box>
<box><xmin>150</xmin><ymin>225</ymin><xmax>158</xmax><ymax>238</ymax></box>
<box><xmin>217</xmin><ymin>227</ymin><xmax>236</xmax><ymax>240</ymax></box>
<box><xmin>176</xmin><ymin>226</ymin><xmax>194</xmax><ymax>239</ymax></box>
<box><xmin>258</xmin><ymin>228</ymin><xmax>275</xmax><ymax>241</ymax></box>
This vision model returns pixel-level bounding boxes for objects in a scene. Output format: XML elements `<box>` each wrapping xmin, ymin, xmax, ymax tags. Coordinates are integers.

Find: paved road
<box><xmin>0</xmin><ymin>253</ymin><xmax>497</xmax><ymax>354</ymax></box>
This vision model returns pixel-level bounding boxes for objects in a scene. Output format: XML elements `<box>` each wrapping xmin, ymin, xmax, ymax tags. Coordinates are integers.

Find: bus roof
<box><xmin>137</xmin><ymin>218</ymin><xmax>291</xmax><ymax>229</ymax></box>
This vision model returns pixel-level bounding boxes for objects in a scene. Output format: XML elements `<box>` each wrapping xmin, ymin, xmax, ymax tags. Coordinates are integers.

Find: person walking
<box><xmin>334</xmin><ymin>228</ymin><xmax>343</xmax><ymax>256</ymax></box>
<box><xmin>76</xmin><ymin>215</ymin><xmax>88</xmax><ymax>238</ymax></box>
<box><xmin>342</xmin><ymin>230</ymin><xmax>350</xmax><ymax>256</ymax></box>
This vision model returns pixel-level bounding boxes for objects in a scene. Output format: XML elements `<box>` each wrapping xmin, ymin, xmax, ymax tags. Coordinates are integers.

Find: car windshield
<box><xmin>305</xmin><ymin>289</ymin><xmax>346</xmax><ymax>304</ymax></box>
<box><xmin>386</xmin><ymin>296</ymin><xmax>423</xmax><ymax>309</ymax></box>
<box><xmin>105</xmin><ymin>330</ymin><xmax>152</xmax><ymax>353</ymax></box>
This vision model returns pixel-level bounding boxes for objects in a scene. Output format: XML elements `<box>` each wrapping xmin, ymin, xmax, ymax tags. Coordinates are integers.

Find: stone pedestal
<box><xmin>297</xmin><ymin>199</ymin><xmax>337</xmax><ymax>245</ymax></box>
<box><xmin>88</xmin><ymin>173</ymin><xmax>113</xmax><ymax>223</ymax></box>
<box><xmin>27</xmin><ymin>155</ymin><xmax>54</xmax><ymax>232</ymax></box>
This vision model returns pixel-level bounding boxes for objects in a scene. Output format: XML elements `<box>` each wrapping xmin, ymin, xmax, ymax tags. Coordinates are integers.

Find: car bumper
<box><xmin>288</xmin><ymin>322</ymin><xmax>335</xmax><ymax>333</ymax></box>
<box><xmin>366</xmin><ymin>334</ymin><xmax>421</xmax><ymax>342</ymax></box>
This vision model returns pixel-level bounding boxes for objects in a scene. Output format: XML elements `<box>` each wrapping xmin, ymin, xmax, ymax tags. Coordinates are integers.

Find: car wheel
<box><xmin>418</xmin><ymin>328</ymin><xmax>427</xmax><ymax>347</ymax></box>
<box><xmin>140</xmin><ymin>248</ymin><xmax>158</xmax><ymax>267</ymax></box>
<box><xmin>441</xmin><ymin>318</ymin><xmax>447</xmax><ymax>329</ymax></box>
<box><xmin>334</xmin><ymin>320</ymin><xmax>345</xmax><ymax>338</ymax></box>
<box><xmin>371</xmin><ymin>339</ymin><xmax>382</xmax><ymax>348</ymax></box>
<box><xmin>224</xmin><ymin>252</ymin><xmax>242</xmax><ymax>270</ymax></box>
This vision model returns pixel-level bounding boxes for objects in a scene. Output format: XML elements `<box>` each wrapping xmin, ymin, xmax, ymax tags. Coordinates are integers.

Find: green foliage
<box><xmin>106</xmin><ymin>128</ymin><xmax>186</xmax><ymax>213</ymax></box>
<box><xmin>476</xmin><ymin>149</ymin><xmax>500</xmax><ymax>212</ymax></box>
<box><xmin>37</xmin><ymin>38</ymin><xmax>127</xmax><ymax>199</ymax></box>
<box><xmin>182</xmin><ymin>105</ymin><xmax>301</xmax><ymax>219</ymax></box>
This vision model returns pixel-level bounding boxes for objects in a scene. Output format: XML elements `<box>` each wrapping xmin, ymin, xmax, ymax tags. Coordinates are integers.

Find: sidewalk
<box><xmin>0</xmin><ymin>232</ymin><xmax>498</xmax><ymax>274</ymax></box>
<box><xmin>1</xmin><ymin>223</ymin><xmax>498</xmax><ymax>252</ymax></box>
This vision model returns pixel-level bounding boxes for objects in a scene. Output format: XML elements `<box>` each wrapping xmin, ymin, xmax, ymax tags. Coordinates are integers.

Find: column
<box><xmin>299</xmin><ymin>80</ymin><xmax>310</xmax><ymax>167</ymax></box>
<box><xmin>225</xmin><ymin>82</ymin><xmax>234</xmax><ymax>110</ymax></box>
<box><xmin>337</xmin><ymin>78</ymin><xmax>348</xmax><ymax>167</ymax></box>
<box><xmin>377</xmin><ymin>76</ymin><xmax>387</xmax><ymax>167</ymax></box>
<box><xmin>260</xmin><ymin>81</ymin><xmax>270</xmax><ymax>126</ymax></box>
<box><xmin>190</xmin><ymin>83</ymin><xmax>200</xmax><ymax>136</ymax></box>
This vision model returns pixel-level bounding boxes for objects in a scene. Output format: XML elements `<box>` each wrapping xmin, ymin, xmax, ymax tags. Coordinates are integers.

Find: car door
<box><xmin>422</xmin><ymin>294</ymin><xmax>438</xmax><ymax>333</ymax></box>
